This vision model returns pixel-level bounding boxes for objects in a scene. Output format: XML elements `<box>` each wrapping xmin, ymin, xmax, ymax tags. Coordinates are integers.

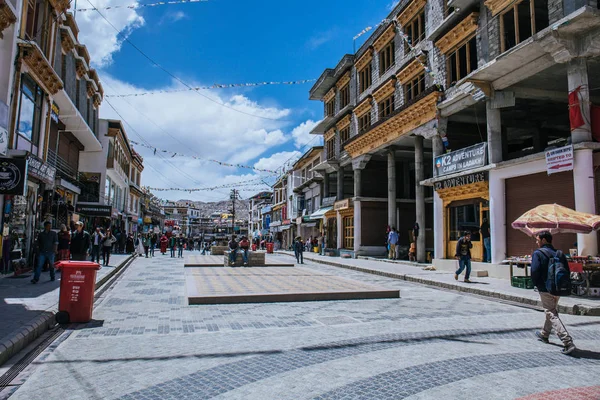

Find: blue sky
<box><xmin>75</xmin><ymin>0</ymin><xmax>396</xmax><ymax>201</ymax></box>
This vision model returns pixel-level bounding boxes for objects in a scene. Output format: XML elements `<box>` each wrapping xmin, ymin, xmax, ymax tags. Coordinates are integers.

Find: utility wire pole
<box><xmin>230</xmin><ymin>189</ymin><xmax>238</xmax><ymax>237</ymax></box>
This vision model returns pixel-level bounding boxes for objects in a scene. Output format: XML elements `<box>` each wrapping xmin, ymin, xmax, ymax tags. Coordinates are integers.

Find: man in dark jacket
<box><xmin>228</xmin><ymin>236</ymin><xmax>239</xmax><ymax>266</ymax></box>
<box><xmin>454</xmin><ymin>231</ymin><xmax>473</xmax><ymax>283</ymax></box>
<box><xmin>294</xmin><ymin>236</ymin><xmax>304</xmax><ymax>264</ymax></box>
<box><xmin>70</xmin><ymin>221</ymin><xmax>91</xmax><ymax>261</ymax></box>
<box><xmin>531</xmin><ymin>231</ymin><xmax>575</xmax><ymax>355</ymax></box>
<box><xmin>32</xmin><ymin>221</ymin><xmax>58</xmax><ymax>283</ymax></box>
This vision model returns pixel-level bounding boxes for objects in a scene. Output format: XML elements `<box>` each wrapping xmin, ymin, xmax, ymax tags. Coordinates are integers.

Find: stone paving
<box><xmin>185</xmin><ymin>254</ymin><xmax>293</xmax><ymax>267</ymax></box>
<box><xmin>3</xmin><ymin>254</ymin><xmax>600</xmax><ymax>400</ymax></box>
<box><xmin>0</xmin><ymin>254</ymin><xmax>131</xmax><ymax>366</ymax></box>
<box><xmin>277</xmin><ymin>251</ymin><xmax>600</xmax><ymax>315</ymax></box>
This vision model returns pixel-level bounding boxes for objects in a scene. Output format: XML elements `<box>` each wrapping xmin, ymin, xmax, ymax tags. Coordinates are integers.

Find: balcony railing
<box><xmin>47</xmin><ymin>149</ymin><xmax>78</xmax><ymax>181</ymax></box>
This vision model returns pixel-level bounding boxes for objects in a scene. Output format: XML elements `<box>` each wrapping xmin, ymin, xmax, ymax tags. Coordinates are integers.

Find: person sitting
<box><xmin>228</xmin><ymin>236</ymin><xmax>239</xmax><ymax>266</ymax></box>
<box><xmin>239</xmin><ymin>236</ymin><xmax>250</xmax><ymax>266</ymax></box>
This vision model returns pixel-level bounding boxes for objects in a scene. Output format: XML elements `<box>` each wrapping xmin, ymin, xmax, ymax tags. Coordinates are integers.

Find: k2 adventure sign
<box><xmin>545</xmin><ymin>145</ymin><xmax>573</xmax><ymax>175</ymax></box>
<box><xmin>434</xmin><ymin>143</ymin><xmax>487</xmax><ymax>177</ymax></box>
<box><xmin>0</xmin><ymin>157</ymin><xmax>27</xmax><ymax>195</ymax></box>
<box><xmin>434</xmin><ymin>172</ymin><xmax>488</xmax><ymax>191</ymax></box>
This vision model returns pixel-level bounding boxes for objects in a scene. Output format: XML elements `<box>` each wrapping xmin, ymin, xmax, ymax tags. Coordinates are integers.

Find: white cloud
<box><xmin>305</xmin><ymin>28</ymin><xmax>338</xmax><ymax>50</ymax></box>
<box><xmin>254</xmin><ymin>151</ymin><xmax>301</xmax><ymax>173</ymax></box>
<box><xmin>291</xmin><ymin>119</ymin><xmax>321</xmax><ymax>149</ymax></box>
<box><xmin>161</xmin><ymin>11</ymin><xmax>187</xmax><ymax>24</ymax></box>
<box><xmin>75</xmin><ymin>1</ymin><xmax>145</xmax><ymax>67</ymax></box>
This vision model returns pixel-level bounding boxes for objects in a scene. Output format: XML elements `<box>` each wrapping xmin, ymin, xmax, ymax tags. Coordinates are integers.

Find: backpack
<box><xmin>538</xmin><ymin>248</ymin><xmax>571</xmax><ymax>296</ymax></box>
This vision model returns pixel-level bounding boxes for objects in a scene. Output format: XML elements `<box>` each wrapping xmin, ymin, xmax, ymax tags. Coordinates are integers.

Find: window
<box><xmin>105</xmin><ymin>177</ymin><xmax>111</xmax><ymax>204</ymax></box>
<box><xmin>24</xmin><ymin>0</ymin><xmax>52</xmax><ymax>56</ymax></box>
<box><xmin>340</xmin><ymin>84</ymin><xmax>350</xmax><ymax>108</ymax></box>
<box><xmin>404</xmin><ymin>72</ymin><xmax>426</xmax><ymax>102</ymax></box>
<box><xmin>404</xmin><ymin>10</ymin><xmax>425</xmax><ymax>52</ymax></box>
<box><xmin>16</xmin><ymin>75</ymin><xmax>44</xmax><ymax>146</ymax></box>
<box><xmin>326</xmin><ymin>138</ymin><xmax>335</xmax><ymax>160</ymax></box>
<box><xmin>340</xmin><ymin>126</ymin><xmax>350</xmax><ymax>144</ymax></box>
<box><xmin>379</xmin><ymin>40</ymin><xmax>395</xmax><ymax>75</ymax></box>
<box><xmin>359</xmin><ymin>64</ymin><xmax>372</xmax><ymax>93</ymax></box>
<box><xmin>449</xmin><ymin>201</ymin><xmax>481</xmax><ymax>241</ymax></box>
<box><xmin>326</xmin><ymin>99</ymin><xmax>335</xmax><ymax>117</ymax></box>
<box><xmin>444</xmin><ymin>2</ymin><xmax>455</xmax><ymax>18</ymax></box>
<box><xmin>446</xmin><ymin>36</ymin><xmax>478</xmax><ymax>86</ymax></box>
<box><xmin>379</xmin><ymin>95</ymin><xmax>395</xmax><ymax>119</ymax></box>
<box><xmin>343</xmin><ymin>216</ymin><xmax>354</xmax><ymax>249</ymax></box>
<box><xmin>358</xmin><ymin>112</ymin><xmax>371</xmax><ymax>134</ymax></box>
<box><xmin>500</xmin><ymin>0</ymin><xmax>549</xmax><ymax>53</ymax></box>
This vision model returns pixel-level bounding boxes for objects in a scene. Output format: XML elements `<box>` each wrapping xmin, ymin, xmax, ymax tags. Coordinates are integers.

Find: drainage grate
<box><xmin>0</xmin><ymin>327</ymin><xmax>64</xmax><ymax>389</ymax></box>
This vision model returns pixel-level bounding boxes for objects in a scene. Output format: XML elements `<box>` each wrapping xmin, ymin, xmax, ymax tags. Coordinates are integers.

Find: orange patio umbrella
<box><xmin>511</xmin><ymin>204</ymin><xmax>600</xmax><ymax>236</ymax></box>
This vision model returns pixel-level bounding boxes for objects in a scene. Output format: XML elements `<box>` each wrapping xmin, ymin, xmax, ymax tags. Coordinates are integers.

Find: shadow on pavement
<box><xmin>572</xmin><ymin>349</ymin><xmax>600</xmax><ymax>360</ymax></box>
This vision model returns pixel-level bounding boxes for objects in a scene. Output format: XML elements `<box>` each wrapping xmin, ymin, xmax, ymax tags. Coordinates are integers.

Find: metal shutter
<box><xmin>505</xmin><ymin>171</ymin><xmax>576</xmax><ymax>257</ymax></box>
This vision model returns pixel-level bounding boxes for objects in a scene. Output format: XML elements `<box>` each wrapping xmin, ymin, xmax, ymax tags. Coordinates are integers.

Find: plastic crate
<box><xmin>511</xmin><ymin>276</ymin><xmax>534</xmax><ymax>289</ymax></box>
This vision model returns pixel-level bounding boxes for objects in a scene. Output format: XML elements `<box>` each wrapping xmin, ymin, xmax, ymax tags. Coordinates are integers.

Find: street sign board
<box><xmin>545</xmin><ymin>145</ymin><xmax>573</xmax><ymax>175</ymax></box>
<box><xmin>434</xmin><ymin>143</ymin><xmax>487</xmax><ymax>177</ymax></box>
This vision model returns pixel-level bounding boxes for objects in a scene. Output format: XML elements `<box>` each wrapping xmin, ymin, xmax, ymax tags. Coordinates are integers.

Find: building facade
<box><xmin>309</xmin><ymin>0</ymin><xmax>600</xmax><ymax>272</ymax></box>
<box><xmin>290</xmin><ymin>146</ymin><xmax>324</xmax><ymax>242</ymax></box>
<box><xmin>248</xmin><ymin>191</ymin><xmax>272</xmax><ymax>239</ymax></box>
<box><xmin>0</xmin><ymin>2</ymin><xmax>104</xmax><ymax>263</ymax></box>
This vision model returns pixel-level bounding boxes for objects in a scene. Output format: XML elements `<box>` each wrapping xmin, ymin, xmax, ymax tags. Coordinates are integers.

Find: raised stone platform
<box><xmin>223</xmin><ymin>250</ymin><xmax>265</xmax><ymax>266</ymax></box>
<box><xmin>185</xmin><ymin>266</ymin><xmax>400</xmax><ymax>305</ymax></box>
<box><xmin>185</xmin><ymin>255</ymin><xmax>294</xmax><ymax>267</ymax></box>
<box><xmin>210</xmin><ymin>246</ymin><xmax>228</xmax><ymax>255</ymax></box>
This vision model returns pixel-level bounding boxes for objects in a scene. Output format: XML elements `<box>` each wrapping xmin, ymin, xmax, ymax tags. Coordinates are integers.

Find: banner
<box><xmin>545</xmin><ymin>145</ymin><xmax>574</xmax><ymax>175</ymax></box>
<box><xmin>434</xmin><ymin>143</ymin><xmax>487</xmax><ymax>177</ymax></box>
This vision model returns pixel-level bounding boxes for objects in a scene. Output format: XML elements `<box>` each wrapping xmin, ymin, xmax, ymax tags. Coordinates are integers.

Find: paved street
<box><xmin>4</xmin><ymin>254</ymin><xmax>600</xmax><ymax>399</ymax></box>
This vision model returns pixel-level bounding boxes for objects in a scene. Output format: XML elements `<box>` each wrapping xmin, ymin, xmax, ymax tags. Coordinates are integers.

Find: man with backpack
<box><xmin>531</xmin><ymin>231</ymin><xmax>576</xmax><ymax>355</ymax></box>
<box><xmin>454</xmin><ymin>231</ymin><xmax>473</xmax><ymax>283</ymax></box>
<box><xmin>294</xmin><ymin>236</ymin><xmax>304</xmax><ymax>264</ymax></box>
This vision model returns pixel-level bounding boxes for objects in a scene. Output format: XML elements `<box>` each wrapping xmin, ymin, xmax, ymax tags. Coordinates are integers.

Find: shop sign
<box><xmin>75</xmin><ymin>204</ymin><xmax>112</xmax><ymax>217</ymax></box>
<box><xmin>26</xmin><ymin>154</ymin><xmax>56</xmax><ymax>185</ymax></box>
<box><xmin>0</xmin><ymin>101</ymin><xmax>8</xmax><ymax>156</ymax></box>
<box><xmin>434</xmin><ymin>172</ymin><xmax>488</xmax><ymax>190</ymax></box>
<box><xmin>264</xmin><ymin>215</ymin><xmax>270</xmax><ymax>229</ymax></box>
<box><xmin>165</xmin><ymin>220</ymin><xmax>175</xmax><ymax>226</ymax></box>
<box><xmin>545</xmin><ymin>145</ymin><xmax>573</xmax><ymax>175</ymax></box>
<box><xmin>321</xmin><ymin>196</ymin><xmax>336</xmax><ymax>207</ymax></box>
<box><xmin>296</xmin><ymin>217</ymin><xmax>303</xmax><ymax>224</ymax></box>
<box><xmin>434</xmin><ymin>143</ymin><xmax>487</xmax><ymax>177</ymax></box>
<box><xmin>334</xmin><ymin>199</ymin><xmax>350</xmax><ymax>211</ymax></box>
<box><xmin>0</xmin><ymin>157</ymin><xmax>27</xmax><ymax>195</ymax></box>
<box><xmin>282</xmin><ymin>219</ymin><xmax>291</xmax><ymax>225</ymax></box>
<box><xmin>144</xmin><ymin>216</ymin><xmax>152</xmax><ymax>224</ymax></box>
<box><xmin>51</xmin><ymin>102</ymin><xmax>60</xmax><ymax>123</ymax></box>
<box><xmin>302</xmin><ymin>216</ymin><xmax>313</xmax><ymax>222</ymax></box>
<box><xmin>137</xmin><ymin>217</ymin><xmax>143</xmax><ymax>224</ymax></box>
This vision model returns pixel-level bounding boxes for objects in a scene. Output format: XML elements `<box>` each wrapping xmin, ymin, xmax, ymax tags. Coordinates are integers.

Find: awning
<box><xmin>53</xmin><ymin>90</ymin><xmax>102</xmax><ymax>152</ymax></box>
<box><xmin>310</xmin><ymin>206</ymin><xmax>333</xmax><ymax>220</ymax></box>
<box><xmin>303</xmin><ymin>222</ymin><xmax>318</xmax><ymax>228</ymax></box>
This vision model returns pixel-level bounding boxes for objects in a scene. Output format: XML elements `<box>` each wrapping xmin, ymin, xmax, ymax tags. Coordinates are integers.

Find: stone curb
<box><xmin>276</xmin><ymin>252</ymin><xmax>600</xmax><ymax>317</ymax></box>
<box><xmin>0</xmin><ymin>255</ymin><xmax>135</xmax><ymax>367</ymax></box>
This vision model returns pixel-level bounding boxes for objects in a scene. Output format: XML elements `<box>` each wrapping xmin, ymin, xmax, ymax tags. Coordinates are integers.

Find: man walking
<box><xmin>531</xmin><ymin>231</ymin><xmax>576</xmax><ymax>355</ymax></box>
<box><xmin>228</xmin><ymin>236</ymin><xmax>239</xmax><ymax>266</ymax></box>
<box><xmin>480</xmin><ymin>217</ymin><xmax>491</xmax><ymax>263</ymax></box>
<box><xmin>454</xmin><ymin>231</ymin><xmax>473</xmax><ymax>283</ymax></box>
<box><xmin>294</xmin><ymin>236</ymin><xmax>304</xmax><ymax>264</ymax></box>
<box><xmin>91</xmin><ymin>227</ymin><xmax>104</xmax><ymax>263</ymax></box>
<box><xmin>177</xmin><ymin>234</ymin><xmax>186</xmax><ymax>258</ymax></box>
<box><xmin>70</xmin><ymin>221</ymin><xmax>91</xmax><ymax>261</ymax></box>
<box><xmin>169</xmin><ymin>235</ymin><xmax>176</xmax><ymax>258</ymax></box>
<box><xmin>32</xmin><ymin>221</ymin><xmax>58</xmax><ymax>283</ymax></box>
<box><xmin>387</xmin><ymin>228</ymin><xmax>399</xmax><ymax>260</ymax></box>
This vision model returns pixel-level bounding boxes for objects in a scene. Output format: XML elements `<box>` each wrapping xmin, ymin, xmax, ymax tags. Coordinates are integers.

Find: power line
<box><xmin>86</xmin><ymin>0</ymin><xmax>294</xmax><ymax>122</ymax></box>
<box><xmin>76</xmin><ymin>0</ymin><xmax>209</xmax><ymax>12</ymax></box>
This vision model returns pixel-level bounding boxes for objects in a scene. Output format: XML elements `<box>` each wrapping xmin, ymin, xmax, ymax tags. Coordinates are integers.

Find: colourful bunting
<box><xmin>105</xmin><ymin>79</ymin><xmax>317</xmax><ymax>98</ymax></box>
<box><xmin>75</xmin><ymin>0</ymin><xmax>208</xmax><ymax>12</ymax></box>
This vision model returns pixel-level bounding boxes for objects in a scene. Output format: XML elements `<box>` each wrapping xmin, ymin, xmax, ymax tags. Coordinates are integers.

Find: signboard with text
<box><xmin>75</xmin><ymin>204</ymin><xmax>112</xmax><ymax>217</ymax></box>
<box><xmin>434</xmin><ymin>143</ymin><xmax>487</xmax><ymax>177</ymax></box>
<box><xmin>434</xmin><ymin>172</ymin><xmax>488</xmax><ymax>191</ymax></box>
<box><xmin>0</xmin><ymin>157</ymin><xmax>27</xmax><ymax>195</ymax></box>
<box><xmin>545</xmin><ymin>145</ymin><xmax>573</xmax><ymax>175</ymax></box>
<box><xmin>27</xmin><ymin>154</ymin><xmax>56</xmax><ymax>185</ymax></box>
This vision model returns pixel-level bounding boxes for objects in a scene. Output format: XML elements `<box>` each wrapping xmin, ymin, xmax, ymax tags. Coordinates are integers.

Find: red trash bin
<box><xmin>266</xmin><ymin>242</ymin><xmax>274</xmax><ymax>254</ymax></box>
<box><xmin>55</xmin><ymin>261</ymin><xmax>101</xmax><ymax>324</ymax></box>
<box><xmin>251</xmin><ymin>244</ymin><xmax>257</xmax><ymax>251</ymax></box>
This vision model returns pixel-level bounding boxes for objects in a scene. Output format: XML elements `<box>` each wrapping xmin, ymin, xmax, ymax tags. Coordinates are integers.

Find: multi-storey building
<box><xmin>0</xmin><ymin>2</ymin><xmax>103</xmax><ymax>261</ymax></box>
<box><xmin>162</xmin><ymin>200</ymin><xmax>202</xmax><ymax>237</ymax></box>
<box><xmin>248</xmin><ymin>191</ymin><xmax>272</xmax><ymax>239</ymax></box>
<box><xmin>310</xmin><ymin>0</ymin><xmax>600</xmax><ymax>274</ymax></box>
<box><xmin>269</xmin><ymin>176</ymin><xmax>290</xmax><ymax>248</ymax></box>
<box><xmin>290</xmin><ymin>146</ymin><xmax>324</xmax><ymax>240</ymax></box>
<box><xmin>128</xmin><ymin>149</ymin><xmax>144</xmax><ymax>232</ymax></box>
<box><xmin>78</xmin><ymin>119</ymin><xmax>143</xmax><ymax>235</ymax></box>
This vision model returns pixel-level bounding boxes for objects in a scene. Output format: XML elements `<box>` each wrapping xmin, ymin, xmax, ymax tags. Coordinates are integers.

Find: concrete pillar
<box><xmin>353</xmin><ymin>168</ymin><xmax>362</xmax><ymax>198</ymax></box>
<box><xmin>489</xmin><ymin>172</ymin><xmax>506</xmax><ymax>264</ymax></box>
<box><xmin>568</xmin><ymin>58</ymin><xmax>592</xmax><ymax>144</ymax></box>
<box><xmin>433</xmin><ymin>191</ymin><xmax>444</xmax><ymax>260</ymax></box>
<box><xmin>336</xmin><ymin>213</ymin><xmax>343</xmax><ymax>250</ymax></box>
<box><xmin>387</xmin><ymin>150</ymin><xmax>396</xmax><ymax>228</ymax></box>
<box><xmin>574</xmin><ymin>149</ymin><xmax>597</xmax><ymax>256</ymax></box>
<box><xmin>414</xmin><ymin>136</ymin><xmax>426</xmax><ymax>263</ymax></box>
<box><xmin>354</xmin><ymin>201</ymin><xmax>361</xmax><ymax>254</ymax></box>
<box><xmin>486</xmin><ymin>100</ymin><xmax>502</xmax><ymax>164</ymax></box>
<box><xmin>336</xmin><ymin>167</ymin><xmax>344</xmax><ymax>201</ymax></box>
<box><xmin>432</xmin><ymin>135</ymin><xmax>444</xmax><ymax>158</ymax></box>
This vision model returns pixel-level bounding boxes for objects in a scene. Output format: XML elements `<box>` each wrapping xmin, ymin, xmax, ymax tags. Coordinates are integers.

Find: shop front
<box><xmin>0</xmin><ymin>157</ymin><xmax>29</xmax><ymax>269</ymax></box>
<box><xmin>75</xmin><ymin>204</ymin><xmax>113</xmax><ymax>231</ymax></box>
<box><xmin>52</xmin><ymin>179</ymin><xmax>79</xmax><ymax>229</ymax></box>
<box><xmin>334</xmin><ymin>199</ymin><xmax>354</xmax><ymax>254</ymax></box>
<box><xmin>435</xmin><ymin>172</ymin><xmax>489</xmax><ymax>262</ymax></box>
